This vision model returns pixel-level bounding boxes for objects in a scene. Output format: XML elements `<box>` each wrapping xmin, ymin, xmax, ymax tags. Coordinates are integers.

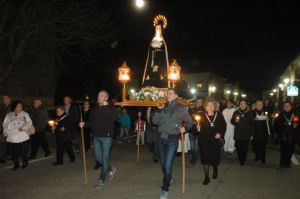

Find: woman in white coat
<box><xmin>3</xmin><ymin>101</ymin><xmax>34</xmax><ymax>170</ymax></box>
<box><xmin>222</xmin><ymin>100</ymin><xmax>236</xmax><ymax>154</ymax></box>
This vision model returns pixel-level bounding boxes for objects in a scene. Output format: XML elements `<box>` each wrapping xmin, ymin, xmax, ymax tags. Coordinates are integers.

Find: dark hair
<box><xmin>283</xmin><ymin>101</ymin><xmax>293</xmax><ymax>106</ymax></box>
<box><xmin>239</xmin><ymin>100</ymin><xmax>247</xmax><ymax>105</ymax></box>
<box><xmin>168</xmin><ymin>88</ymin><xmax>178</xmax><ymax>95</ymax></box>
<box><xmin>56</xmin><ymin>105</ymin><xmax>65</xmax><ymax>112</ymax></box>
<box><xmin>11</xmin><ymin>100</ymin><xmax>23</xmax><ymax>111</ymax></box>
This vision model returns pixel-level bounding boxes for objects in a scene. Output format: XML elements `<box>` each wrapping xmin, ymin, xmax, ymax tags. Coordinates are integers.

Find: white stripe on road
<box><xmin>1</xmin><ymin>155</ymin><xmax>53</xmax><ymax>170</ymax></box>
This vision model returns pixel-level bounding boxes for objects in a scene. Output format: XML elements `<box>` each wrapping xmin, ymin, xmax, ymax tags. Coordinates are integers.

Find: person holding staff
<box><xmin>198</xmin><ymin>100</ymin><xmax>226</xmax><ymax>185</ymax></box>
<box><xmin>152</xmin><ymin>88</ymin><xmax>193</xmax><ymax>199</ymax></box>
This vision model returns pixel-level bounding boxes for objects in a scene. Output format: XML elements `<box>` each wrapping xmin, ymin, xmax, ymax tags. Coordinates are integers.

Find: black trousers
<box><xmin>280</xmin><ymin>141</ymin><xmax>295</xmax><ymax>167</ymax></box>
<box><xmin>30</xmin><ymin>131</ymin><xmax>50</xmax><ymax>158</ymax></box>
<box><xmin>56</xmin><ymin>139</ymin><xmax>75</xmax><ymax>163</ymax></box>
<box><xmin>253</xmin><ymin>139</ymin><xmax>267</xmax><ymax>163</ymax></box>
<box><xmin>235</xmin><ymin>140</ymin><xmax>250</xmax><ymax>164</ymax></box>
<box><xmin>83</xmin><ymin>128</ymin><xmax>91</xmax><ymax>152</ymax></box>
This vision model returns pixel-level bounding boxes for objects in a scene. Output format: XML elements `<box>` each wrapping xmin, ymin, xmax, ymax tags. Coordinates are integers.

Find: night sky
<box><xmin>104</xmin><ymin>0</ymin><xmax>300</xmax><ymax>93</ymax></box>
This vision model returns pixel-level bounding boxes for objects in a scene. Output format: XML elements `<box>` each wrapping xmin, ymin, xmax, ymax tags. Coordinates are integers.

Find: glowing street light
<box><xmin>233</xmin><ymin>92</ymin><xmax>239</xmax><ymax>96</ymax></box>
<box><xmin>284</xmin><ymin>78</ymin><xmax>290</xmax><ymax>85</ymax></box>
<box><xmin>226</xmin><ymin>90</ymin><xmax>231</xmax><ymax>95</ymax></box>
<box><xmin>135</xmin><ymin>0</ymin><xmax>145</xmax><ymax>8</ymax></box>
<box><xmin>190</xmin><ymin>88</ymin><xmax>196</xmax><ymax>95</ymax></box>
<box><xmin>279</xmin><ymin>83</ymin><xmax>284</xmax><ymax>89</ymax></box>
<box><xmin>270</xmin><ymin>92</ymin><xmax>274</xmax><ymax>96</ymax></box>
<box><xmin>241</xmin><ymin>94</ymin><xmax>247</xmax><ymax>98</ymax></box>
<box><xmin>209</xmin><ymin>86</ymin><xmax>216</xmax><ymax>93</ymax></box>
<box><xmin>130</xmin><ymin>89</ymin><xmax>135</xmax><ymax>94</ymax></box>
<box><xmin>273</xmin><ymin>89</ymin><xmax>277</xmax><ymax>93</ymax></box>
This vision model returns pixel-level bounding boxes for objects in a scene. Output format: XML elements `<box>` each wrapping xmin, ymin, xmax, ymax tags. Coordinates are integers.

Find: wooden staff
<box><xmin>136</xmin><ymin>118</ymin><xmax>141</xmax><ymax>164</ymax></box>
<box><xmin>79</xmin><ymin>106</ymin><xmax>88</xmax><ymax>184</ymax></box>
<box><xmin>180</xmin><ymin>123</ymin><xmax>186</xmax><ymax>194</ymax></box>
<box><xmin>265</xmin><ymin>112</ymin><xmax>271</xmax><ymax>135</ymax></box>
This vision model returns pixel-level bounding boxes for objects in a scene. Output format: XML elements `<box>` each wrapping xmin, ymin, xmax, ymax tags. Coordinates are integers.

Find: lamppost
<box><xmin>168</xmin><ymin>59</ymin><xmax>181</xmax><ymax>88</ymax></box>
<box><xmin>190</xmin><ymin>88</ymin><xmax>196</xmax><ymax>99</ymax></box>
<box><xmin>118</xmin><ymin>61</ymin><xmax>131</xmax><ymax>102</ymax></box>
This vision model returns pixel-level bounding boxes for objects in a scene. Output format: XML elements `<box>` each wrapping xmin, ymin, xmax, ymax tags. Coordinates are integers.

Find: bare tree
<box><xmin>0</xmin><ymin>0</ymin><xmax>116</xmax><ymax>82</ymax></box>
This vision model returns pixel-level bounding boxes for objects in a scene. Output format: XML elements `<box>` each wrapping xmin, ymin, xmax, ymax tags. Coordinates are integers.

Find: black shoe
<box><xmin>203</xmin><ymin>177</ymin><xmax>210</xmax><ymax>185</ymax></box>
<box><xmin>28</xmin><ymin>155</ymin><xmax>36</xmax><ymax>160</ymax></box>
<box><xmin>94</xmin><ymin>162</ymin><xmax>101</xmax><ymax>170</ymax></box>
<box><xmin>213</xmin><ymin>168</ymin><xmax>218</xmax><ymax>179</ymax></box>
<box><xmin>22</xmin><ymin>163</ymin><xmax>28</xmax><ymax>169</ymax></box>
<box><xmin>12</xmin><ymin>164</ymin><xmax>20</xmax><ymax>171</ymax></box>
<box><xmin>53</xmin><ymin>162</ymin><xmax>63</xmax><ymax>166</ymax></box>
<box><xmin>153</xmin><ymin>159</ymin><xmax>159</xmax><ymax>163</ymax></box>
<box><xmin>0</xmin><ymin>159</ymin><xmax>6</xmax><ymax>163</ymax></box>
<box><xmin>44</xmin><ymin>152</ymin><xmax>51</xmax><ymax>157</ymax></box>
<box><xmin>240</xmin><ymin>162</ymin><xmax>245</xmax><ymax>166</ymax></box>
<box><xmin>70</xmin><ymin>158</ymin><xmax>75</xmax><ymax>163</ymax></box>
<box><xmin>254</xmin><ymin>158</ymin><xmax>259</xmax><ymax>162</ymax></box>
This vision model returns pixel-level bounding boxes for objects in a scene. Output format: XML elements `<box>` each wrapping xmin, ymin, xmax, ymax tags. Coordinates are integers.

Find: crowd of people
<box><xmin>1</xmin><ymin>90</ymin><xmax>300</xmax><ymax>199</ymax></box>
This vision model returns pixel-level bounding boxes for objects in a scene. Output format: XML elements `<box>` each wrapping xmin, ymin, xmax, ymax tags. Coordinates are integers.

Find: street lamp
<box><xmin>284</xmin><ymin>78</ymin><xmax>290</xmax><ymax>85</ymax></box>
<box><xmin>233</xmin><ymin>92</ymin><xmax>239</xmax><ymax>96</ymax></box>
<box><xmin>190</xmin><ymin>88</ymin><xmax>196</xmax><ymax>95</ymax></box>
<box><xmin>135</xmin><ymin>0</ymin><xmax>145</xmax><ymax>8</ymax></box>
<box><xmin>168</xmin><ymin>59</ymin><xmax>181</xmax><ymax>88</ymax></box>
<box><xmin>270</xmin><ymin>92</ymin><xmax>274</xmax><ymax>96</ymax></box>
<box><xmin>241</xmin><ymin>94</ymin><xmax>247</xmax><ymax>98</ymax></box>
<box><xmin>209</xmin><ymin>86</ymin><xmax>216</xmax><ymax>93</ymax></box>
<box><xmin>226</xmin><ymin>90</ymin><xmax>231</xmax><ymax>95</ymax></box>
<box><xmin>118</xmin><ymin>61</ymin><xmax>131</xmax><ymax>102</ymax></box>
<box><xmin>130</xmin><ymin>89</ymin><xmax>135</xmax><ymax>94</ymax></box>
<box><xmin>279</xmin><ymin>83</ymin><xmax>284</xmax><ymax>89</ymax></box>
<box><xmin>272</xmin><ymin>89</ymin><xmax>277</xmax><ymax>93</ymax></box>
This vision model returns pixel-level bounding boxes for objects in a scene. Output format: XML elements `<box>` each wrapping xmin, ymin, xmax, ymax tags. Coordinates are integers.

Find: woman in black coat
<box><xmin>275</xmin><ymin>101</ymin><xmax>298</xmax><ymax>168</ymax></box>
<box><xmin>231</xmin><ymin>100</ymin><xmax>254</xmax><ymax>166</ymax></box>
<box><xmin>198</xmin><ymin>100</ymin><xmax>226</xmax><ymax>185</ymax></box>
<box><xmin>53</xmin><ymin>106</ymin><xmax>75</xmax><ymax>165</ymax></box>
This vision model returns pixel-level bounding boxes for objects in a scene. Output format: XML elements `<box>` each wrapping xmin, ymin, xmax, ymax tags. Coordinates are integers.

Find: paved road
<box><xmin>1</xmin><ymin>141</ymin><xmax>300</xmax><ymax>199</ymax></box>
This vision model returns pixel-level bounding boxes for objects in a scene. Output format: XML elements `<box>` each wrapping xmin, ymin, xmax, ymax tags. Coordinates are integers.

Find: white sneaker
<box><xmin>160</xmin><ymin>190</ymin><xmax>168</xmax><ymax>199</ymax></box>
<box><xmin>95</xmin><ymin>180</ymin><xmax>104</xmax><ymax>189</ymax></box>
<box><xmin>109</xmin><ymin>167</ymin><xmax>116</xmax><ymax>180</ymax></box>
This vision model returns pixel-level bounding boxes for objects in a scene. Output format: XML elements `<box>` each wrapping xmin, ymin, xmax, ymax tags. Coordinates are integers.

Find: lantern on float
<box><xmin>118</xmin><ymin>61</ymin><xmax>131</xmax><ymax>101</ymax></box>
<box><xmin>168</xmin><ymin>59</ymin><xmax>181</xmax><ymax>88</ymax></box>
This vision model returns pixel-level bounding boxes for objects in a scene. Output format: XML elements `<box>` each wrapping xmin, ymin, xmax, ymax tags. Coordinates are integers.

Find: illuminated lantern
<box><xmin>168</xmin><ymin>59</ymin><xmax>181</xmax><ymax>87</ymax></box>
<box><xmin>293</xmin><ymin>116</ymin><xmax>299</xmax><ymax>123</ymax></box>
<box><xmin>118</xmin><ymin>61</ymin><xmax>131</xmax><ymax>84</ymax></box>
<box><xmin>118</xmin><ymin>61</ymin><xmax>131</xmax><ymax>102</ymax></box>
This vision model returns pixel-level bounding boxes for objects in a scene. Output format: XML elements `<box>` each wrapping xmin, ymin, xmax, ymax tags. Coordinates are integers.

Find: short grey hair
<box><xmin>99</xmin><ymin>90</ymin><xmax>109</xmax><ymax>99</ymax></box>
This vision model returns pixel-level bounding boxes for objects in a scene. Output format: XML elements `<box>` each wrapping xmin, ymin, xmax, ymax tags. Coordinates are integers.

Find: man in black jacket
<box><xmin>231</xmin><ymin>100</ymin><xmax>254</xmax><ymax>166</ymax></box>
<box><xmin>0</xmin><ymin>95</ymin><xmax>11</xmax><ymax>163</ymax></box>
<box><xmin>80</xmin><ymin>90</ymin><xmax>119</xmax><ymax>188</ymax></box>
<box><xmin>64</xmin><ymin>96</ymin><xmax>80</xmax><ymax>153</ymax></box>
<box><xmin>253</xmin><ymin>100</ymin><xmax>269</xmax><ymax>163</ymax></box>
<box><xmin>152</xmin><ymin>88</ymin><xmax>193</xmax><ymax>199</ymax></box>
<box><xmin>29</xmin><ymin>99</ymin><xmax>51</xmax><ymax>159</ymax></box>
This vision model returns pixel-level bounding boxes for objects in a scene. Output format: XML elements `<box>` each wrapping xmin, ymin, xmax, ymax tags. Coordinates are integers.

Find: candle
<box><xmin>293</xmin><ymin>116</ymin><xmax>299</xmax><ymax>123</ymax></box>
<box><xmin>236</xmin><ymin>115</ymin><xmax>240</xmax><ymax>120</ymax></box>
<box><xmin>275</xmin><ymin>112</ymin><xmax>279</xmax><ymax>118</ymax></box>
<box><xmin>194</xmin><ymin>115</ymin><xmax>201</xmax><ymax>123</ymax></box>
<box><xmin>48</xmin><ymin>120</ymin><xmax>55</xmax><ymax>127</ymax></box>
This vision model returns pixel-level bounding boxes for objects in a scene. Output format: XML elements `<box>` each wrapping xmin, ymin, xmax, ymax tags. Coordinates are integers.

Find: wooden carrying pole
<box><xmin>265</xmin><ymin>112</ymin><xmax>271</xmax><ymax>135</ymax></box>
<box><xmin>79</xmin><ymin>108</ymin><xmax>88</xmax><ymax>184</ymax></box>
<box><xmin>180</xmin><ymin>131</ymin><xmax>186</xmax><ymax>194</ymax></box>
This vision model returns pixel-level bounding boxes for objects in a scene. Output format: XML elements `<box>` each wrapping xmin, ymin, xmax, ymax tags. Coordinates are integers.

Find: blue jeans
<box><xmin>159</xmin><ymin>138</ymin><xmax>178</xmax><ymax>191</ymax></box>
<box><xmin>120</xmin><ymin>127</ymin><xmax>129</xmax><ymax>139</ymax></box>
<box><xmin>189</xmin><ymin>133</ymin><xmax>199</xmax><ymax>165</ymax></box>
<box><xmin>93</xmin><ymin>137</ymin><xmax>113</xmax><ymax>181</ymax></box>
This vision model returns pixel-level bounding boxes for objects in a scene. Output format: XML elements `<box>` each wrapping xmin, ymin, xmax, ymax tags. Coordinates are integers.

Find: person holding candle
<box><xmin>275</xmin><ymin>101</ymin><xmax>298</xmax><ymax>168</ymax></box>
<box><xmin>81</xmin><ymin>100</ymin><xmax>92</xmax><ymax>152</ymax></box>
<box><xmin>222</xmin><ymin>100</ymin><xmax>236</xmax><ymax>155</ymax></box>
<box><xmin>3</xmin><ymin>101</ymin><xmax>34</xmax><ymax>170</ymax></box>
<box><xmin>29</xmin><ymin>99</ymin><xmax>51</xmax><ymax>159</ymax></box>
<box><xmin>231</xmin><ymin>100</ymin><xmax>255</xmax><ymax>166</ymax></box>
<box><xmin>253</xmin><ymin>100</ymin><xmax>269</xmax><ymax>163</ymax></box>
<box><xmin>53</xmin><ymin>106</ymin><xmax>75</xmax><ymax>165</ymax></box>
<box><xmin>152</xmin><ymin>88</ymin><xmax>193</xmax><ymax>199</ymax></box>
<box><xmin>198</xmin><ymin>100</ymin><xmax>226</xmax><ymax>185</ymax></box>
<box><xmin>188</xmin><ymin>98</ymin><xmax>204</xmax><ymax>166</ymax></box>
